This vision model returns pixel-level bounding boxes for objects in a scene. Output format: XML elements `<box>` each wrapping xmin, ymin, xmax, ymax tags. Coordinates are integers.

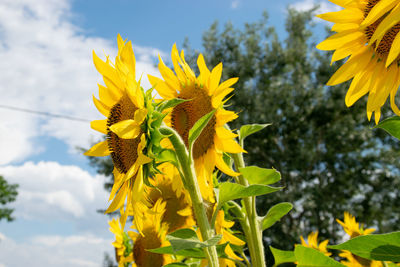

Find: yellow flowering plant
<box><xmin>86</xmin><ymin>35</ymin><xmax>292</xmax><ymax>267</ymax></box>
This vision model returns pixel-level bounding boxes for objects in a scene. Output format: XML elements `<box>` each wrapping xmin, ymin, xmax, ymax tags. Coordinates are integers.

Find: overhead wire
<box><xmin>0</xmin><ymin>104</ymin><xmax>91</xmax><ymax>123</ymax></box>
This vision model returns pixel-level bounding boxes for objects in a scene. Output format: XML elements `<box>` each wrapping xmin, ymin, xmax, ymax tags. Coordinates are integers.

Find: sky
<box><xmin>0</xmin><ymin>0</ymin><xmax>338</xmax><ymax>266</ymax></box>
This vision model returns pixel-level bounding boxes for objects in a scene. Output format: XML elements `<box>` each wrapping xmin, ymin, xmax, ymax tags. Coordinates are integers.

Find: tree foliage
<box><xmin>0</xmin><ymin>175</ymin><xmax>18</xmax><ymax>222</ymax></box>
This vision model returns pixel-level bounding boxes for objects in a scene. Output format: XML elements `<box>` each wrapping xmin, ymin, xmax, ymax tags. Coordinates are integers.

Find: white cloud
<box><xmin>0</xmin><ymin>0</ymin><xmax>163</xmax><ymax>165</ymax></box>
<box><xmin>0</xmin><ymin>161</ymin><xmax>109</xmax><ymax>221</ymax></box>
<box><xmin>0</xmin><ymin>232</ymin><xmax>113</xmax><ymax>267</ymax></box>
<box><xmin>289</xmin><ymin>0</ymin><xmax>341</xmax><ymax>15</ymax></box>
<box><xmin>231</xmin><ymin>0</ymin><xmax>240</xmax><ymax>9</ymax></box>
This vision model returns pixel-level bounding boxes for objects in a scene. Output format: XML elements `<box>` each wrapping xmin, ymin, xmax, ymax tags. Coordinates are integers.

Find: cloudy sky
<box><xmin>0</xmin><ymin>0</ymin><xmax>337</xmax><ymax>266</ymax></box>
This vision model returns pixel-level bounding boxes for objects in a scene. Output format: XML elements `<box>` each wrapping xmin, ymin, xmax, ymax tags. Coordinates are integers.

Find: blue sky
<box><xmin>0</xmin><ymin>0</ymin><xmax>337</xmax><ymax>266</ymax></box>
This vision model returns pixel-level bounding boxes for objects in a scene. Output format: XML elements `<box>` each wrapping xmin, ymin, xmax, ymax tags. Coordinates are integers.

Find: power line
<box><xmin>0</xmin><ymin>104</ymin><xmax>91</xmax><ymax>123</ymax></box>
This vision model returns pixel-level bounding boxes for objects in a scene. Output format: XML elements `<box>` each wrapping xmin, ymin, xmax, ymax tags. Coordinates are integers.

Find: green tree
<box><xmin>0</xmin><ymin>175</ymin><xmax>18</xmax><ymax>222</ymax></box>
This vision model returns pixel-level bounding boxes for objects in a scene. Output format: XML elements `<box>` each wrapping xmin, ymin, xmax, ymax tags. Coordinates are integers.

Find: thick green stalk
<box><xmin>231</xmin><ymin>152</ymin><xmax>266</xmax><ymax>267</ymax></box>
<box><xmin>160</xmin><ymin>126</ymin><xmax>220</xmax><ymax>267</ymax></box>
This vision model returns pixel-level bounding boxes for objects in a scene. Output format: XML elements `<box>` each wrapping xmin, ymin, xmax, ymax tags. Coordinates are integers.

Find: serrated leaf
<box><xmin>270</xmin><ymin>246</ymin><xmax>296</xmax><ymax>266</ymax></box>
<box><xmin>261</xmin><ymin>202</ymin><xmax>293</xmax><ymax>231</ymax></box>
<box><xmin>295</xmin><ymin>245</ymin><xmax>345</xmax><ymax>267</ymax></box>
<box><xmin>239</xmin><ymin>166</ymin><xmax>281</xmax><ymax>185</ymax></box>
<box><xmin>157</xmin><ymin>98</ymin><xmax>190</xmax><ymax>112</ymax></box>
<box><xmin>328</xmin><ymin>231</ymin><xmax>400</xmax><ymax>262</ymax></box>
<box><xmin>374</xmin><ymin>116</ymin><xmax>400</xmax><ymax>140</ymax></box>
<box><xmin>239</xmin><ymin>123</ymin><xmax>271</xmax><ymax>142</ymax></box>
<box><xmin>188</xmin><ymin>109</ymin><xmax>216</xmax><ymax>152</ymax></box>
<box><xmin>167</xmin><ymin>228</ymin><xmax>222</xmax><ymax>252</ymax></box>
<box><xmin>218</xmin><ymin>182</ymin><xmax>282</xmax><ymax>205</ymax></box>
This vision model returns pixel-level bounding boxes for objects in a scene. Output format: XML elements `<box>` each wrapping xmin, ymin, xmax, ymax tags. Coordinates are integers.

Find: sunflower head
<box><xmin>316</xmin><ymin>0</ymin><xmax>400</xmax><ymax>122</ymax></box>
<box><xmin>130</xmin><ymin>199</ymin><xmax>172</xmax><ymax>267</ymax></box>
<box><xmin>85</xmin><ymin>35</ymin><xmax>160</xmax><ymax>221</ymax></box>
<box><xmin>336</xmin><ymin>212</ymin><xmax>376</xmax><ymax>239</ymax></box>
<box><xmin>299</xmin><ymin>231</ymin><xmax>331</xmax><ymax>257</ymax></box>
<box><xmin>148</xmin><ymin>45</ymin><xmax>245</xmax><ymax>201</ymax></box>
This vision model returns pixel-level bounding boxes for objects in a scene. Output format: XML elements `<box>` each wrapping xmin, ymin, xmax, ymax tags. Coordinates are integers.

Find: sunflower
<box><xmin>148</xmin><ymin>45</ymin><xmax>244</xmax><ymax>201</ymax></box>
<box><xmin>336</xmin><ymin>211</ymin><xmax>376</xmax><ymax>238</ymax></box>
<box><xmin>145</xmin><ymin>163</ymin><xmax>195</xmax><ymax>233</ymax></box>
<box><xmin>109</xmin><ymin>218</ymin><xmax>134</xmax><ymax>267</ymax></box>
<box><xmin>130</xmin><ymin>199</ymin><xmax>172</xmax><ymax>267</ymax></box>
<box><xmin>317</xmin><ymin>0</ymin><xmax>400</xmax><ymax>123</ymax></box>
<box><xmin>85</xmin><ymin>35</ymin><xmax>152</xmax><ymax>222</ymax></box>
<box><xmin>336</xmin><ymin>212</ymin><xmax>380</xmax><ymax>266</ymax></box>
<box><xmin>299</xmin><ymin>231</ymin><xmax>331</xmax><ymax>257</ymax></box>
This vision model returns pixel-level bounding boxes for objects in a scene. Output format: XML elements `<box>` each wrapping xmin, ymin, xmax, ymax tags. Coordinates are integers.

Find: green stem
<box><xmin>231</xmin><ymin>151</ymin><xmax>266</xmax><ymax>267</ymax></box>
<box><xmin>160</xmin><ymin>126</ymin><xmax>220</xmax><ymax>267</ymax></box>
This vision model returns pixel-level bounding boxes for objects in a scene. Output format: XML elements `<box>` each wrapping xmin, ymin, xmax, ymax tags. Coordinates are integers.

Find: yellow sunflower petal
<box><xmin>109</xmin><ymin>119</ymin><xmax>141</xmax><ymax>139</ymax></box>
<box><xmin>132</xmin><ymin>167</ymin><xmax>145</xmax><ymax>203</ymax></box>
<box><xmin>171</xmin><ymin>44</ymin><xmax>187</xmax><ymax>82</ymax></box>
<box><xmin>90</xmin><ymin>119</ymin><xmax>108</xmax><ymax>134</ymax></box>
<box><xmin>93</xmin><ymin>51</ymin><xmax>124</xmax><ymax>89</ymax></box>
<box><xmin>386</xmin><ymin>30</ymin><xmax>400</xmax><ymax>67</ymax></box>
<box><xmin>148</xmin><ymin>75</ymin><xmax>177</xmax><ymax>99</ymax></box>
<box><xmin>84</xmin><ymin>140</ymin><xmax>110</xmax><ymax>156</ymax></box>
<box><xmin>105</xmin><ymin>181</ymin><xmax>128</xmax><ymax>213</ymax></box>
<box><xmin>215</xmin><ymin>137</ymin><xmax>245</xmax><ymax>154</ymax></box>
<box><xmin>316</xmin><ymin>8</ymin><xmax>364</xmax><ymax>24</ymax></box>
<box><xmin>331</xmin><ymin>42</ymin><xmax>364</xmax><ymax>63</ymax></box>
<box><xmin>215</xmin><ymin>154</ymin><xmax>239</xmax><ymax>176</ymax></box>
<box><xmin>158</xmin><ymin>55</ymin><xmax>181</xmax><ymax>90</ymax></box>
<box><xmin>92</xmin><ymin>95</ymin><xmax>110</xmax><ymax>117</ymax></box>
<box><xmin>208</xmin><ymin>63</ymin><xmax>223</xmax><ymax>95</ymax></box>
<box><xmin>345</xmin><ymin>64</ymin><xmax>374</xmax><ymax>106</ymax></box>
<box><xmin>331</xmin><ymin>23</ymin><xmax>359</xmax><ymax>32</ymax></box>
<box><xmin>327</xmin><ymin>47</ymin><xmax>370</xmax><ymax>86</ymax></box>
<box><xmin>98</xmin><ymin>84</ymin><xmax>118</xmax><ymax>106</ymax></box>
<box><xmin>197</xmin><ymin>53</ymin><xmax>211</xmax><ymax>86</ymax></box>
<box><xmin>126</xmin><ymin>77</ymin><xmax>144</xmax><ymax>109</ymax></box>
<box><xmin>216</xmin><ymin>127</ymin><xmax>238</xmax><ymax>139</ymax></box>
<box><xmin>316</xmin><ymin>30</ymin><xmax>364</xmax><ymax>51</ymax></box>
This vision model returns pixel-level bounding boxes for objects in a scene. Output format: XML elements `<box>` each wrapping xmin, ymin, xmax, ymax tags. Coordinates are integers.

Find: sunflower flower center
<box><xmin>364</xmin><ymin>0</ymin><xmax>400</xmax><ymax>59</ymax></box>
<box><xmin>133</xmin><ymin>234</ymin><xmax>164</xmax><ymax>267</ymax></box>
<box><xmin>107</xmin><ymin>95</ymin><xmax>142</xmax><ymax>174</ymax></box>
<box><xmin>171</xmin><ymin>85</ymin><xmax>216</xmax><ymax>159</ymax></box>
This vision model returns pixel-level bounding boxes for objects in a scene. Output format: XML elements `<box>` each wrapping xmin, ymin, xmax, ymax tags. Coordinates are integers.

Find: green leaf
<box><xmin>148</xmin><ymin>243</ymin><xmax>229</xmax><ymax>259</ymax></box>
<box><xmin>270</xmin><ymin>246</ymin><xmax>296</xmax><ymax>266</ymax></box>
<box><xmin>328</xmin><ymin>231</ymin><xmax>400</xmax><ymax>262</ymax></box>
<box><xmin>295</xmin><ymin>245</ymin><xmax>345</xmax><ymax>267</ymax></box>
<box><xmin>261</xmin><ymin>202</ymin><xmax>293</xmax><ymax>231</ymax></box>
<box><xmin>188</xmin><ymin>109</ymin><xmax>216</xmax><ymax>152</ymax></box>
<box><xmin>239</xmin><ymin>166</ymin><xmax>281</xmax><ymax>185</ymax></box>
<box><xmin>167</xmin><ymin>228</ymin><xmax>222</xmax><ymax>252</ymax></box>
<box><xmin>239</xmin><ymin>123</ymin><xmax>271</xmax><ymax>142</ymax></box>
<box><xmin>157</xmin><ymin>98</ymin><xmax>190</xmax><ymax>112</ymax></box>
<box><xmin>218</xmin><ymin>182</ymin><xmax>282</xmax><ymax>205</ymax></box>
<box><xmin>374</xmin><ymin>116</ymin><xmax>400</xmax><ymax>140</ymax></box>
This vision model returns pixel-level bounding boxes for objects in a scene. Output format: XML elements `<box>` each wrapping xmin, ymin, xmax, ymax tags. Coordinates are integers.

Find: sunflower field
<box><xmin>84</xmin><ymin>0</ymin><xmax>400</xmax><ymax>266</ymax></box>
